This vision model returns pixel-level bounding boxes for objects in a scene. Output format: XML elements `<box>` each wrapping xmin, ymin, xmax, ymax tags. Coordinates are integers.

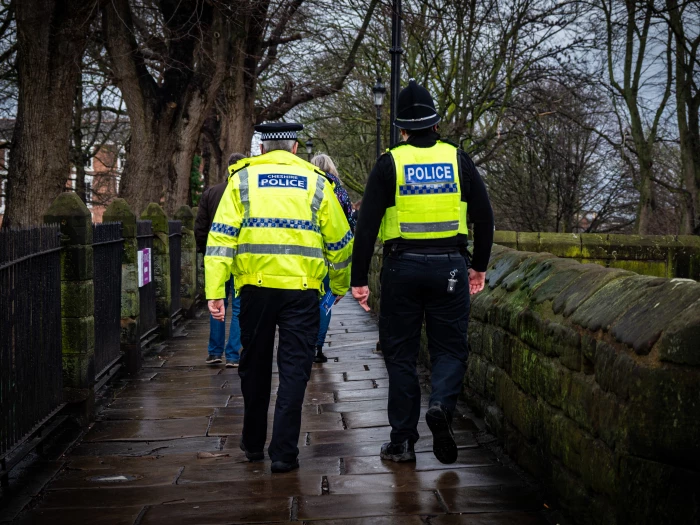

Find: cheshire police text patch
<box><xmin>258</xmin><ymin>173</ymin><xmax>308</xmax><ymax>189</ymax></box>
<box><xmin>404</xmin><ymin>163</ymin><xmax>455</xmax><ymax>184</ymax></box>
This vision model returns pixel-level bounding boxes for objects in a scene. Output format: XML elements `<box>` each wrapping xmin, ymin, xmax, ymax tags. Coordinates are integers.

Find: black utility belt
<box><xmin>395</xmin><ymin>251</ymin><xmax>463</xmax><ymax>260</ymax></box>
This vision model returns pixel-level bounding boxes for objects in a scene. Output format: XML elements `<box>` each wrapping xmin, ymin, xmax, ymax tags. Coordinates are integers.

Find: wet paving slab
<box><xmin>21</xmin><ymin>299</ymin><xmax>550</xmax><ymax>524</ymax></box>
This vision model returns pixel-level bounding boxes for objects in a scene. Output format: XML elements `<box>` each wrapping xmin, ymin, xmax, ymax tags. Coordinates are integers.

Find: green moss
<box><xmin>104</xmin><ymin>198</ymin><xmax>137</xmax><ymax>238</ymax></box>
<box><xmin>141</xmin><ymin>203</ymin><xmax>168</xmax><ymax>232</ymax></box>
<box><xmin>61</xmin><ymin>280</ymin><xmax>94</xmax><ymax>318</ymax></box>
<box><xmin>539</xmin><ymin>233</ymin><xmax>582</xmax><ymax>258</ymax></box>
<box><xmin>608</xmin><ymin>260</ymin><xmax>667</xmax><ymax>277</ymax></box>
<box><xmin>61</xmin><ymin>316</ymin><xmax>95</xmax><ymax>355</ymax></box>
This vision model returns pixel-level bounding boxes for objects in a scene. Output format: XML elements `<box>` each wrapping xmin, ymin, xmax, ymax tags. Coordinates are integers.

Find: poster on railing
<box><xmin>138</xmin><ymin>248</ymin><xmax>151</xmax><ymax>287</ymax></box>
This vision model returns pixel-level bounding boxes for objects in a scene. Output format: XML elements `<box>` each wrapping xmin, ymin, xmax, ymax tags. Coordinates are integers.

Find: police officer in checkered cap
<box><xmin>205</xmin><ymin>121</ymin><xmax>353</xmax><ymax>472</ymax></box>
<box><xmin>350</xmin><ymin>79</ymin><xmax>494</xmax><ymax>464</ymax></box>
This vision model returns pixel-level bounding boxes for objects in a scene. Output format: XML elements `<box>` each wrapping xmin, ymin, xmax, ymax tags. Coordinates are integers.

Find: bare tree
<box><xmin>213</xmin><ymin>0</ymin><xmax>380</xmax><ymax>170</ymax></box>
<box><xmin>3</xmin><ymin>0</ymin><xmax>101</xmax><ymax>227</ymax></box>
<box><xmin>662</xmin><ymin>0</ymin><xmax>700</xmax><ymax>233</ymax></box>
<box><xmin>101</xmin><ymin>0</ymin><xmax>229</xmax><ymax>214</ymax></box>
<box><xmin>596</xmin><ymin>0</ymin><xmax>673</xmax><ymax>234</ymax></box>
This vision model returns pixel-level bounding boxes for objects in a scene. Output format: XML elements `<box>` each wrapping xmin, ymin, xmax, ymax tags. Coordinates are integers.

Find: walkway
<box><xmin>21</xmin><ymin>299</ymin><xmax>549</xmax><ymax>524</ymax></box>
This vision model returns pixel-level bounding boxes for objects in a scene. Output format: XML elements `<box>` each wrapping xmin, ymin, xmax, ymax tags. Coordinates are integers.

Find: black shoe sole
<box><xmin>271</xmin><ymin>461</ymin><xmax>299</xmax><ymax>473</ymax></box>
<box><xmin>426</xmin><ymin>407</ymin><xmax>458</xmax><ymax>464</ymax></box>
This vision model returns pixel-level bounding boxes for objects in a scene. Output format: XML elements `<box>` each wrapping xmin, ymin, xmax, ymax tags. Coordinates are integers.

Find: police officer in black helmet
<box><xmin>351</xmin><ymin>80</ymin><xmax>494</xmax><ymax>464</ymax></box>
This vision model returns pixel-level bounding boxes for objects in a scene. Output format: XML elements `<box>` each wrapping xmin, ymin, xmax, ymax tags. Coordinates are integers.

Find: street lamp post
<box><xmin>389</xmin><ymin>0</ymin><xmax>403</xmax><ymax>146</ymax></box>
<box><xmin>372</xmin><ymin>77</ymin><xmax>386</xmax><ymax>160</ymax></box>
<box><xmin>305</xmin><ymin>138</ymin><xmax>314</xmax><ymax>161</ymax></box>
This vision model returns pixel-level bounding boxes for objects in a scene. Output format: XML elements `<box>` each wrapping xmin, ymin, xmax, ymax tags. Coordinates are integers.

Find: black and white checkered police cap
<box><xmin>254</xmin><ymin>122</ymin><xmax>304</xmax><ymax>141</ymax></box>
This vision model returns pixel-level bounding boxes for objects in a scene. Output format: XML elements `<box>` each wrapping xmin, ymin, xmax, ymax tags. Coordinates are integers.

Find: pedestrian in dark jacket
<box><xmin>195</xmin><ymin>152</ymin><xmax>246</xmax><ymax>367</ymax></box>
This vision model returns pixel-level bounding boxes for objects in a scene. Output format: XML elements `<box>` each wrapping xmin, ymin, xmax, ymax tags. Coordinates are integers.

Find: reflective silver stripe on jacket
<box><xmin>400</xmin><ymin>221</ymin><xmax>459</xmax><ymax>233</ymax></box>
<box><xmin>239</xmin><ymin>168</ymin><xmax>250</xmax><ymax>220</ymax></box>
<box><xmin>236</xmin><ymin>243</ymin><xmax>324</xmax><ymax>259</ymax></box>
<box><xmin>330</xmin><ymin>255</ymin><xmax>352</xmax><ymax>270</ymax></box>
<box><xmin>205</xmin><ymin>246</ymin><xmax>236</xmax><ymax>258</ymax></box>
<box><xmin>310</xmin><ymin>175</ymin><xmax>325</xmax><ymax>225</ymax></box>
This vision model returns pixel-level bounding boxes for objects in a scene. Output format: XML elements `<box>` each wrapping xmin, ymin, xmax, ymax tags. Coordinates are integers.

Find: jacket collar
<box><xmin>229</xmin><ymin>150</ymin><xmax>320</xmax><ymax>178</ymax></box>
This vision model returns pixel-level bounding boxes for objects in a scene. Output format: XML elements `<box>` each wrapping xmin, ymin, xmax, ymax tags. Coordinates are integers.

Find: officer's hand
<box><xmin>468</xmin><ymin>269</ymin><xmax>486</xmax><ymax>295</ymax></box>
<box><xmin>352</xmin><ymin>286</ymin><xmax>371</xmax><ymax>312</ymax></box>
<box><xmin>333</xmin><ymin>294</ymin><xmax>343</xmax><ymax>305</ymax></box>
<box><xmin>208</xmin><ymin>299</ymin><xmax>225</xmax><ymax>321</ymax></box>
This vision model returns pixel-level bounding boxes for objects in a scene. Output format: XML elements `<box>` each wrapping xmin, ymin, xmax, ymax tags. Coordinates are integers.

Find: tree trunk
<box><xmin>218</xmin><ymin>11</ymin><xmax>264</xmax><ymax>161</ymax></box>
<box><xmin>3</xmin><ymin>0</ymin><xmax>97</xmax><ymax>227</ymax></box>
<box><xmin>103</xmin><ymin>0</ymin><xmax>228</xmax><ymax>215</ymax></box>
<box><xmin>634</xmin><ymin>148</ymin><xmax>656</xmax><ymax>235</ymax></box>
<box><xmin>667</xmin><ymin>0</ymin><xmax>700</xmax><ymax>234</ymax></box>
<box><xmin>165</xmin><ymin>11</ymin><xmax>228</xmax><ymax>214</ymax></box>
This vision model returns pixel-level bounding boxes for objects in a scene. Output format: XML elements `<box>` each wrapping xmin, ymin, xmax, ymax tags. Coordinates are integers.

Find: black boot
<box><xmin>379</xmin><ymin>440</ymin><xmax>416</xmax><ymax>462</ymax></box>
<box><xmin>271</xmin><ymin>459</ymin><xmax>299</xmax><ymax>473</ymax></box>
<box><xmin>239</xmin><ymin>438</ymin><xmax>264</xmax><ymax>462</ymax></box>
<box><xmin>425</xmin><ymin>403</ymin><xmax>458</xmax><ymax>464</ymax></box>
<box><xmin>313</xmin><ymin>345</ymin><xmax>328</xmax><ymax>363</ymax></box>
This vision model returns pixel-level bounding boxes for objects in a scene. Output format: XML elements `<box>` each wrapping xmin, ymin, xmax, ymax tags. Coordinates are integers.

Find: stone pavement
<box><xmin>21</xmin><ymin>298</ymin><xmax>550</xmax><ymax>524</ymax></box>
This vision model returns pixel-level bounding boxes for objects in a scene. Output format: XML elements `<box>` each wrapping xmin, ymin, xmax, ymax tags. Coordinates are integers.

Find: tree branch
<box><xmin>257</xmin><ymin>0</ymin><xmax>380</xmax><ymax>122</ymax></box>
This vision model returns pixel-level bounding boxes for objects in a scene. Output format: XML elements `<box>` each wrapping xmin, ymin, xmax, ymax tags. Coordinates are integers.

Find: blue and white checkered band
<box><xmin>242</xmin><ymin>217</ymin><xmax>321</xmax><ymax>233</ymax></box>
<box><xmin>403</xmin><ymin>163</ymin><xmax>455</xmax><ymax>184</ymax></box>
<box><xmin>260</xmin><ymin>131</ymin><xmax>298</xmax><ymax>141</ymax></box>
<box><xmin>399</xmin><ymin>183</ymin><xmax>458</xmax><ymax>195</ymax></box>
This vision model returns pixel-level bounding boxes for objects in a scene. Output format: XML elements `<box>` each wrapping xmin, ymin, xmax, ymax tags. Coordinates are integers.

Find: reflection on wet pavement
<box><xmin>21</xmin><ymin>299</ymin><xmax>550</xmax><ymax>524</ymax></box>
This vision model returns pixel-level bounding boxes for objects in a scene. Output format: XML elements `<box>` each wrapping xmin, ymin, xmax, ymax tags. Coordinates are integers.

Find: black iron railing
<box><xmin>0</xmin><ymin>226</ymin><xmax>63</xmax><ymax>458</ymax></box>
<box><xmin>92</xmin><ymin>223</ymin><xmax>123</xmax><ymax>377</ymax></box>
<box><xmin>168</xmin><ymin>220</ymin><xmax>182</xmax><ymax>318</ymax></box>
<box><xmin>136</xmin><ymin>220</ymin><xmax>157</xmax><ymax>342</ymax></box>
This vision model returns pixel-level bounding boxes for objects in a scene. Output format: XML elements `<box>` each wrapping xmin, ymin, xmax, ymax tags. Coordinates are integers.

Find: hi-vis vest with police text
<box><xmin>379</xmin><ymin>141</ymin><xmax>468</xmax><ymax>241</ymax></box>
<box><xmin>204</xmin><ymin>150</ymin><xmax>353</xmax><ymax>299</ymax></box>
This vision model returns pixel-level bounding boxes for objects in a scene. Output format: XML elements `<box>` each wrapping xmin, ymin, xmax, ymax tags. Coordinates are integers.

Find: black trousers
<box><xmin>379</xmin><ymin>252</ymin><xmax>470</xmax><ymax>444</ymax></box>
<box><xmin>238</xmin><ymin>286</ymin><xmax>319</xmax><ymax>463</ymax></box>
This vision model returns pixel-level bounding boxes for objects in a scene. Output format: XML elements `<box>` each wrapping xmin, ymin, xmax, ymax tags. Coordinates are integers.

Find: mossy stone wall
<box><xmin>368</xmin><ymin>243</ymin><xmax>700</xmax><ymax>524</ymax></box>
<box><xmin>44</xmin><ymin>193</ymin><xmax>96</xmax><ymax>423</ymax></box>
<box><xmin>494</xmin><ymin>231</ymin><xmax>700</xmax><ymax>280</ymax></box>
<box><xmin>103</xmin><ymin>199</ymin><xmax>141</xmax><ymax>374</ymax></box>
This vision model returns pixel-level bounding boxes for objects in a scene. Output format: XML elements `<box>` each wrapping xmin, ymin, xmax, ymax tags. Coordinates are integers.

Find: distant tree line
<box><xmin>0</xmin><ymin>0</ymin><xmax>697</xmax><ymax>236</ymax></box>
<box><xmin>304</xmin><ymin>0</ymin><xmax>700</xmax><ymax>235</ymax></box>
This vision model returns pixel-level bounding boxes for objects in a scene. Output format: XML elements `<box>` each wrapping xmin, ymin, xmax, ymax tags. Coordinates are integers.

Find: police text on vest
<box><xmin>259</xmin><ymin>173</ymin><xmax>308</xmax><ymax>189</ymax></box>
<box><xmin>404</xmin><ymin>163</ymin><xmax>454</xmax><ymax>184</ymax></box>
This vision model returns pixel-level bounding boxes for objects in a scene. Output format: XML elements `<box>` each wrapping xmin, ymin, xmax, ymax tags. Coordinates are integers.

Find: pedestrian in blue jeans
<box><xmin>314</xmin><ymin>271</ymin><xmax>333</xmax><ymax>363</ymax></box>
<box><xmin>194</xmin><ymin>152</ymin><xmax>247</xmax><ymax>367</ymax></box>
<box><xmin>207</xmin><ymin>275</ymin><xmax>241</xmax><ymax>367</ymax></box>
<box><xmin>310</xmin><ymin>154</ymin><xmax>356</xmax><ymax>364</ymax></box>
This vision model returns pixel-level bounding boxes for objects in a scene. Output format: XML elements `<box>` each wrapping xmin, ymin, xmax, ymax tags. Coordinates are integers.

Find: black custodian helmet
<box><xmin>394</xmin><ymin>79</ymin><xmax>441</xmax><ymax>130</ymax></box>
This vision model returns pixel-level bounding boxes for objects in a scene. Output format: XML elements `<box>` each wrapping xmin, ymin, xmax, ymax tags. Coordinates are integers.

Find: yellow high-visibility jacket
<box><xmin>205</xmin><ymin>150</ymin><xmax>353</xmax><ymax>299</ymax></box>
<box><xmin>379</xmin><ymin>141</ymin><xmax>468</xmax><ymax>241</ymax></box>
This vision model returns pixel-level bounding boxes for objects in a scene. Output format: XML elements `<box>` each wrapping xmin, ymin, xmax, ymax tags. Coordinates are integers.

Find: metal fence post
<box><xmin>44</xmin><ymin>193</ymin><xmax>95</xmax><ymax>425</ymax></box>
<box><xmin>103</xmin><ymin>199</ymin><xmax>141</xmax><ymax>374</ymax></box>
<box><xmin>175</xmin><ymin>206</ymin><xmax>197</xmax><ymax>318</ymax></box>
<box><xmin>140</xmin><ymin>203</ymin><xmax>172</xmax><ymax>339</ymax></box>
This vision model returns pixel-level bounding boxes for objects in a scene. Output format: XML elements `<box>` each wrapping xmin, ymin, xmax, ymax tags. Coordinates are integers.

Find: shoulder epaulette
<box><xmin>228</xmin><ymin>162</ymin><xmax>250</xmax><ymax>178</ymax></box>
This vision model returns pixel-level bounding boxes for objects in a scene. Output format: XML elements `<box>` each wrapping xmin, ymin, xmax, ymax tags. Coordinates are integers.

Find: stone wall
<box><xmin>494</xmin><ymin>231</ymin><xmax>700</xmax><ymax>280</ymax></box>
<box><xmin>368</xmin><ymin>245</ymin><xmax>700</xmax><ymax>525</ymax></box>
